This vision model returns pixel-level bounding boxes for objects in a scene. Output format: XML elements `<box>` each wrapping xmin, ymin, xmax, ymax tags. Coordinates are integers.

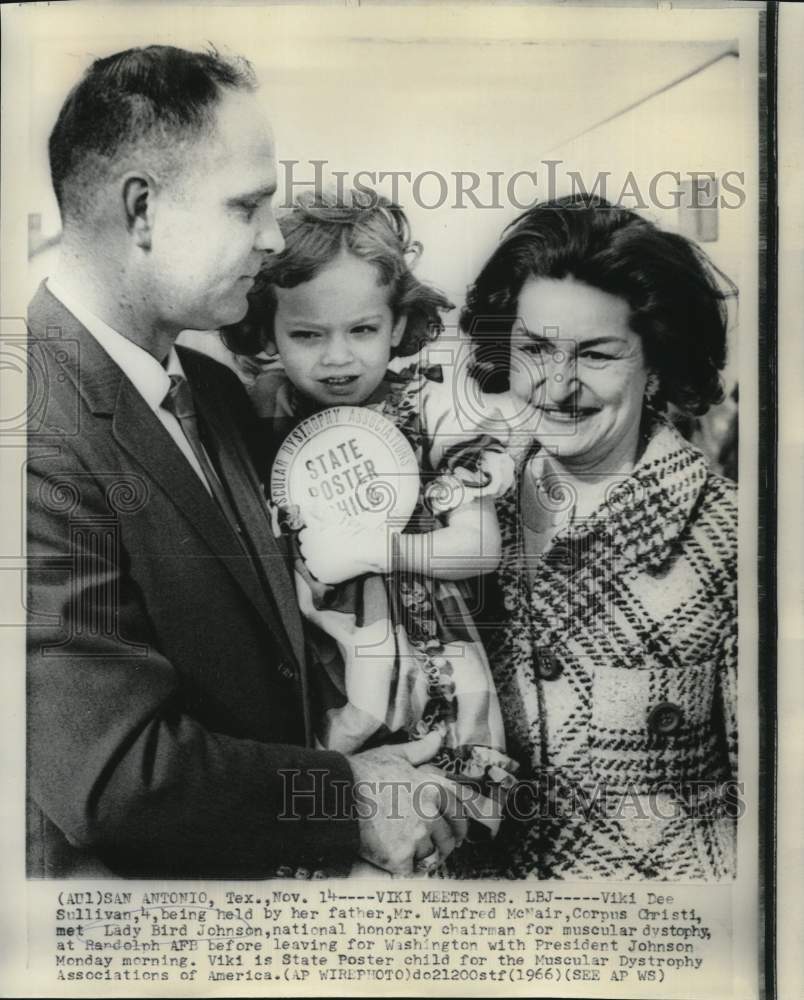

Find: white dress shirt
<box><xmin>46</xmin><ymin>277</ymin><xmax>214</xmax><ymax>494</ymax></box>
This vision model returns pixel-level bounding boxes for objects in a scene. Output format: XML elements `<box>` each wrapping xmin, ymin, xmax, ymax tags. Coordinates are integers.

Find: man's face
<box><xmin>146</xmin><ymin>89</ymin><xmax>284</xmax><ymax>333</ymax></box>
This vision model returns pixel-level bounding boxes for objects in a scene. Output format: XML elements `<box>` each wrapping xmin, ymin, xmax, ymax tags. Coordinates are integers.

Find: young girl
<box><xmin>223</xmin><ymin>190</ymin><xmax>518</xmax><ymax>837</ymax></box>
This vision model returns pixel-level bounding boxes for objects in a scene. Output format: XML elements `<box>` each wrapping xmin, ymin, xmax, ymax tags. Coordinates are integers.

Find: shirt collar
<box><xmin>47</xmin><ymin>276</ymin><xmax>183</xmax><ymax>411</ymax></box>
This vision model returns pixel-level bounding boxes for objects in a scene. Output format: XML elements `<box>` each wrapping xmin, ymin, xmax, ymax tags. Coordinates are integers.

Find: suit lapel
<box><xmin>180</xmin><ymin>352</ymin><xmax>307</xmax><ymax>671</ymax></box>
<box><xmin>28</xmin><ymin>284</ymin><xmax>302</xmax><ymax>672</ymax></box>
<box><xmin>112</xmin><ymin>378</ymin><xmax>283</xmax><ymax>618</ymax></box>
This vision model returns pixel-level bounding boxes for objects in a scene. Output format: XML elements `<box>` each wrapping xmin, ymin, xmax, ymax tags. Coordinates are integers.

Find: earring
<box><xmin>645</xmin><ymin>373</ymin><xmax>660</xmax><ymax>402</ymax></box>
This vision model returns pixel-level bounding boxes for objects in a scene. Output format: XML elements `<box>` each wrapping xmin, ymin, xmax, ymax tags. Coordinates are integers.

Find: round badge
<box><xmin>270</xmin><ymin>407</ymin><xmax>419</xmax><ymax>529</ymax></box>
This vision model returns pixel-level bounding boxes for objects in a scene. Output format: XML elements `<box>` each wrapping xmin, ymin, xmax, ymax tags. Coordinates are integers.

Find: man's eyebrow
<box><xmin>228</xmin><ymin>183</ymin><xmax>277</xmax><ymax>205</ymax></box>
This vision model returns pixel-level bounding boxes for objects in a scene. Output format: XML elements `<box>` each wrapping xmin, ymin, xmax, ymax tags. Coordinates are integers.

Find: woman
<box><xmin>452</xmin><ymin>195</ymin><xmax>738</xmax><ymax>880</ymax></box>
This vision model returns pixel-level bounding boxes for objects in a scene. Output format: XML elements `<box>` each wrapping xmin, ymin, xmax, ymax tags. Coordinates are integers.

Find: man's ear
<box><xmin>390</xmin><ymin>314</ymin><xmax>407</xmax><ymax>350</ymax></box>
<box><xmin>122</xmin><ymin>173</ymin><xmax>154</xmax><ymax>249</ymax></box>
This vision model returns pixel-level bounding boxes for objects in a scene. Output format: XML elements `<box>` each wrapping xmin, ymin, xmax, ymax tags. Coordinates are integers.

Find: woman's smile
<box><xmin>533</xmin><ymin>403</ymin><xmax>601</xmax><ymax>423</ymax></box>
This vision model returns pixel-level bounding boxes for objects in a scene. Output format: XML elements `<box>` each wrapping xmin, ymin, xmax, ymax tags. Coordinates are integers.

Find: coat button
<box><xmin>536</xmin><ymin>650</ymin><xmax>563</xmax><ymax>681</ymax></box>
<box><xmin>550</xmin><ymin>541</ymin><xmax>573</xmax><ymax>568</ymax></box>
<box><xmin>276</xmin><ymin>659</ymin><xmax>296</xmax><ymax>682</ymax></box>
<box><xmin>647</xmin><ymin>701</ymin><xmax>683</xmax><ymax>735</ymax></box>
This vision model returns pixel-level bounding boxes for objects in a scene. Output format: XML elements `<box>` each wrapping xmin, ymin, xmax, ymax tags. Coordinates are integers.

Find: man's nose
<box><xmin>321</xmin><ymin>332</ymin><xmax>354</xmax><ymax>365</ymax></box>
<box><xmin>254</xmin><ymin>209</ymin><xmax>285</xmax><ymax>254</ymax></box>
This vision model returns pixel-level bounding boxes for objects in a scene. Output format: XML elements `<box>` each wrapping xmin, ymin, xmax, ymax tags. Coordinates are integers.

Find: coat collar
<box><xmin>28</xmin><ymin>282</ymin><xmax>307</xmax><ymax>674</ymax></box>
<box><xmin>594</xmin><ymin>418</ymin><xmax>710</xmax><ymax>570</ymax></box>
<box><xmin>28</xmin><ymin>281</ymin><xmax>123</xmax><ymax>416</ymax></box>
<box><xmin>501</xmin><ymin>416</ymin><xmax>711</xmax><ymax>573</ymax></box>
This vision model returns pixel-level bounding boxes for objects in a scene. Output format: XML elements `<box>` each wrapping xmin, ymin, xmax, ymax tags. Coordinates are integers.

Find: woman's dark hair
<box><xmin>50</xmin><ymin>45</ymin><xmax>256</xmax><ymax>223</ymax></box>
<box><xmin>463</xmin><ymin>193</ymin><xmax>735</xmax><ymax>415</ymax></box>
<box><xmin>222</xmin><ymin>189</ymin><xmax>453</xmax><ymax>359</ymax></box>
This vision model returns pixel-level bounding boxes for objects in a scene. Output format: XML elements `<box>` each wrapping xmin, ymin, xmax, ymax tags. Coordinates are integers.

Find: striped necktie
<box><xmin>162</xmin><ymin>373</ymin><xmax>243</xmax><ymax>540</ymax></box>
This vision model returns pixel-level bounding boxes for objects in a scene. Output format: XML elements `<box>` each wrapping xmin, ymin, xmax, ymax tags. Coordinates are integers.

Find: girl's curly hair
<box><xmin>222</xmin><ymin>188</ymin><xmax>453</xmax><ymax>359</ymax></box>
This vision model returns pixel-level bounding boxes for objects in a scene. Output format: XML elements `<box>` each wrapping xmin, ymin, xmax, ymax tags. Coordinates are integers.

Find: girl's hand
<box><xmin>426</xmin><ymin>449</ymin><xmax>516</xmax><ymax>515</ymax></box>
<box><xmin>297</xmin><ymin>519</ymin><xmax>396</xmax><ymax>584</ymax></box>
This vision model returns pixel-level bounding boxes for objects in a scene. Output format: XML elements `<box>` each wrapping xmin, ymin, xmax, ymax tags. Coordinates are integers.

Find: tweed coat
<box><xmin>452</xmin><ymin>418</ymin><xmax>738</xmax><ymax>880</ymax></box>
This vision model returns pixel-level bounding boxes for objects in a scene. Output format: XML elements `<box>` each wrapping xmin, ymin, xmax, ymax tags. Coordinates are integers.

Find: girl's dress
<box><xmin>251</xmin><ymin>358</ymin><xmax>519</xmax><ymax>835</ymax></box>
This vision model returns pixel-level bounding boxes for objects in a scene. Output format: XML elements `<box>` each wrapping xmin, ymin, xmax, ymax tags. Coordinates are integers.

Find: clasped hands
<box><xmin>348</xmin><ymin>729</ymin><xmax>469</xmax><ymax>876</ymax></box>
<box><xmin>295</xmin><ymin>509</ymin><xmax>468</xmax><ymax>873</ymax></box>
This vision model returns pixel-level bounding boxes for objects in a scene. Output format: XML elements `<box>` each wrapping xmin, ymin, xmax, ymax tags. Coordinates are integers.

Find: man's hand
<box><xmin>348</xmin><ymin>730</ymin><xmax>469</xmax><ymax>876</ymax></box>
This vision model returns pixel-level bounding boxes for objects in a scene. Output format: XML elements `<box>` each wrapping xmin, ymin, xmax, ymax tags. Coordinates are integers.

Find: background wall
<box><xmin>23</xmin><ymin>8</ymin><xmax>752</xmax><ymax>475</ymax></box>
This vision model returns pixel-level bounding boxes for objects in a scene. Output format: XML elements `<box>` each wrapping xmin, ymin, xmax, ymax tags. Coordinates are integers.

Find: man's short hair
<box><xmin>49</xmin><ymin>44</ymin><xmax>256</xmax><ymax>224</ymax></box>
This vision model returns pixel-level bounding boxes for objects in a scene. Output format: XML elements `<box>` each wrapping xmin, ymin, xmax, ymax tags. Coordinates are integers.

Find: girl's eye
<box><xmin>352</xmin><ymin>325</ymin><xmax>379</xmax><ymax>336</ymax></box>
<box><xmin>289</xmin><ymin>330</ymin><xmax>320</xmax><ymax>341</ymax></box>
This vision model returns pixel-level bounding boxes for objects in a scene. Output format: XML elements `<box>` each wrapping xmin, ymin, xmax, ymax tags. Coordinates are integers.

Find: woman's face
<box><xmin>272</xmin><ymin>252</ymin><xmax>405</xmax><ymax>408</ymax></box>
<box><xmin>509</xmin><ymin>275</ymin><xmax>650</xmax><ymax>473</ymax></box>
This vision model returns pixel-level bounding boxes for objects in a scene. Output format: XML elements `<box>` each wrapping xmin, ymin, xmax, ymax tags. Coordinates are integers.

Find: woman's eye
<box><xmin>352</xmin><ymin>325</ymin><xmax>379</xmax><ymax>336</ymax></box>
<box><xmin>290</xmin><ymin>330</ymin><xmax>319</xmax><ymax>341</ymax></box>
<box><xmin>520</xmin><ymin>343</ymin><xmax>546</xmax><ymax>357</ymax></box>
<box><xmin>239</xmin><ymin>202</ymin><xmax>259</xmax><ymax>221</ymax></box>
<box><xmin>580</xmin><ymin>351</ymin><xmax>614</xmax><ymax>362</ymax></box>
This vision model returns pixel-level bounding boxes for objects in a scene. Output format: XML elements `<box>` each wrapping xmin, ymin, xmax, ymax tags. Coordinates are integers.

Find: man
<box><xmin>27</xmin><ymin>45</ymin><xmax>463</xmax><ymax>878</ymax></box>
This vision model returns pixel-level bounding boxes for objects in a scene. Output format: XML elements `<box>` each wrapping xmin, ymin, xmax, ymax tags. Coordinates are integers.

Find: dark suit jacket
<box><xmin>26</xmin><ymin>283</ymin><xmax>358</xmax><ymax>878</ymax></box>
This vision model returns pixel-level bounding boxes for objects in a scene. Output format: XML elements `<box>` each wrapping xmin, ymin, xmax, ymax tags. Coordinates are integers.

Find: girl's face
<box><xmin>272</xmin><ymin>251</ymin><xmax>405</xmax><ymax>408</ymax></box>
<box><xmin>509</xmin><ymin>275</ymin><xmax>650</xmax><ymax>473</ymax></box>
